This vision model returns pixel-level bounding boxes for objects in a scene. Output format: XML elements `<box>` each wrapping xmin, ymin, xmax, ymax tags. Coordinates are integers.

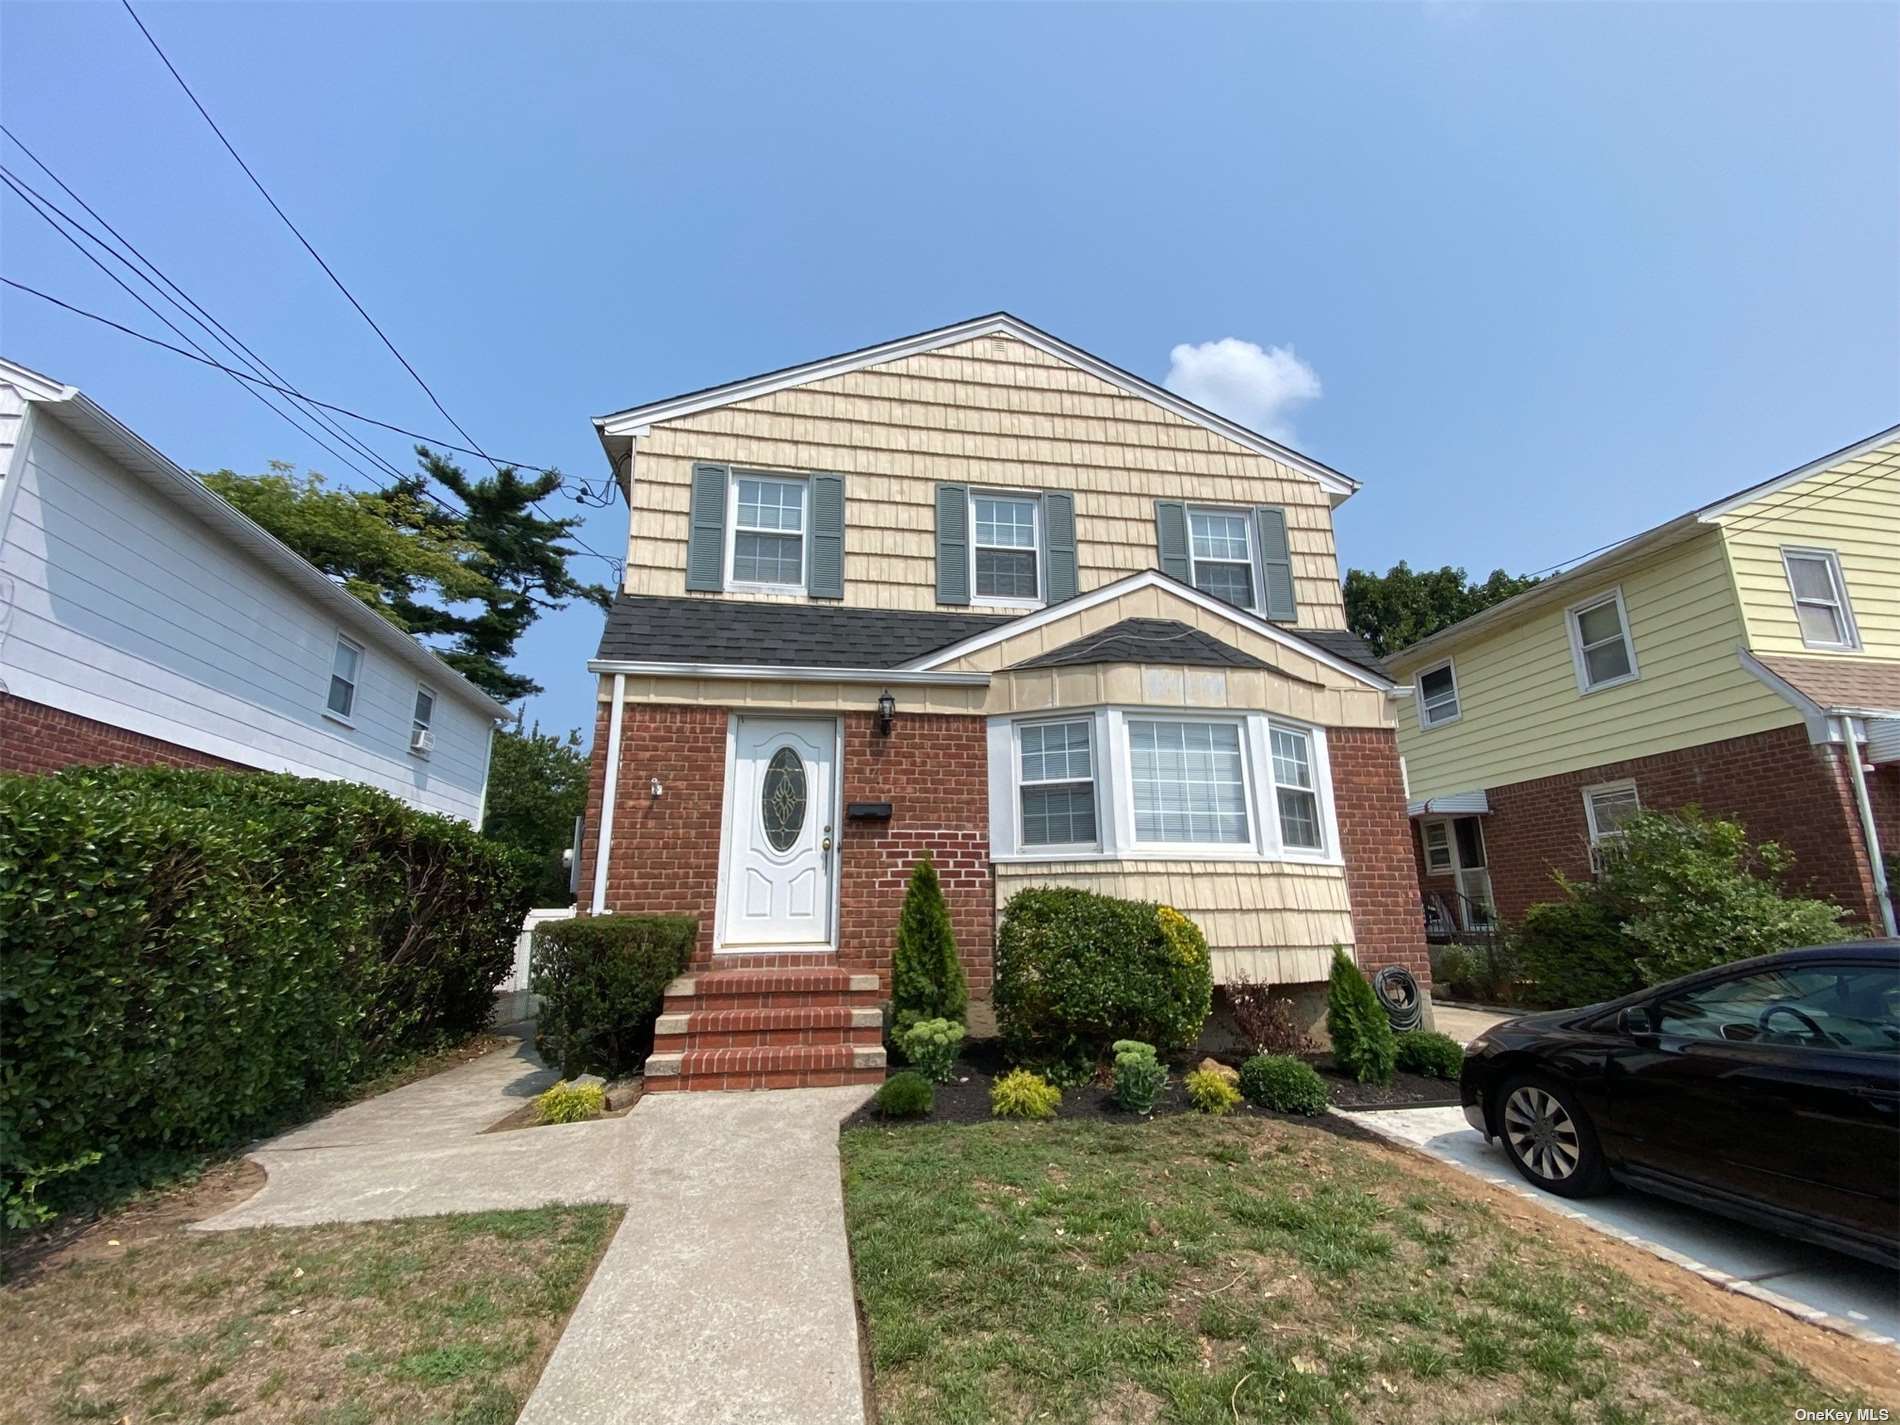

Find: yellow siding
<box><xmin>629</xmin><ymin>333</ymin><xmax>1348</xmax><ymax>626</ymax></box>
<box><xmin>1392</xmin><ymin>531</ymin><xmax>1799</xmax><ymax>801</ymax></box>
<box><xmin>1714</xmin><ymin>437</ymin><xmax>1900</xmax><ymax>659</ymax></box>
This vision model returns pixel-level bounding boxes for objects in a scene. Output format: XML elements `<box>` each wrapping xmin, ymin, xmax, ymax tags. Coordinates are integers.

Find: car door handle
<box><xmin>1854</xmin><ymin>1088</ymin><xmax>1898</xmax><ymax>1113</ymax></box>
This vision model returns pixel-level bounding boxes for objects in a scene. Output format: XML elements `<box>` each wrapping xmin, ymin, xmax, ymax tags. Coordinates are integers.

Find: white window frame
<box><xmin>1565</xmin><ymin>587</ymin><xmax>1640</xmax><ymax>694</ymax></box>
<box><xmin>969</xmin><ymin>488</ymin><xmax>1045</xmax><ymax>610</ymax></box>
<box><xmin>1779</xmin><ymin>546</ymin><xmax>1861</xmax><ymax>651</ymax></box>
<box><xmin>325</xmin><ymin>633</ymin><xmax>363</xmax><ymax>725</ymax></box>
<box><xmin>411</xmin><ymin>685</ymin><xmax>436</xmax><ymax>756</ymax></box>
<box><xmin>1414</xmin><ymin>658</ymin><xmax>1462</xmax><ymax>729</ymax></box>
<box><xmin>986</xmin><ymin>707</ymin><xmax>1340</xmax><ymax>866</ymax></box>
<box><xmin>1185</xmin><ymin>505</ymin><xmax>1259</xmax><ymax>614</ymax></box>
<box><xmin>1012</xmin><ymin>717</ymin><xmax>1100</xmax><ymax>855</ymax></box>
<box><xmin>1421</xmin><ymin>818</ymin><xmax>1455</xmax><ymax>873</ymax></box>
<box><xmin>724</xmin><ymin>470</ymin><xmax>808</xmax><ymax>593</ymax></box>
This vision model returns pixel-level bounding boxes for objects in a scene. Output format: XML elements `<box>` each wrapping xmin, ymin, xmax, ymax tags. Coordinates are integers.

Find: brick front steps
<box><xmin>645</xmin><ymin>964</ymin><xmax>886</xmax><ymax>1092</ymax></box>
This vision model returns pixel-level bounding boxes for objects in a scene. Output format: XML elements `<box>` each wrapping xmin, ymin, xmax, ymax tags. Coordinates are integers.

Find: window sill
<box><xmin>1577</xmin><ymin>673</ymin><xmax>1641</xmax><ymax>696</ymax></box>
<box><xmin>725</xmin><ymin>580</ymin><xmax>808</xmax><ymax>596</ymax></box>
<box><xmin>1418</xmin><ymin>711</ymin><xmax>1462</xmax><ymax>731</ymax></box>
<box><xmin>974</xmin><ymin>597</ymin><xmax>1046</xmax><ymax>611</ymax></box>
<box><xmin>995</xmin><ymin>848</ymin><xmax>1344</xmax><ymax>869</ymax></box>
<box><xmin>322</xmin><ymin>709</ymin><xmax>356</xmax><ymax>729</ymax></box>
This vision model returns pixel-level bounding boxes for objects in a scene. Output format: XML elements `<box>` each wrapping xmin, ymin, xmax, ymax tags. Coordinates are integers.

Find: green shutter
<box><xmin>1043</xmin><ymin>491</ymin><xmax>1077</xmax><ymax>604</ymax></box>
<box><xmin>808</xmin><ymin>473</ymin><xmax>845</xmax><ymax>599</ymax></box>
<box><xmin>1154</xmin><ymin>500</ymin><xmax>1190</xmax><ymax>583</ymax></box>
<box><xmin>685</xmin><ymin>463</ymin><xmax>728</xmax><ymax>592</ymax></box>
<box><xmin>1255</xmin><ymin>505</ymin><xmax>1297</xmax><ymax>621</ymax></box>
<box><xmin>935</xmin><ymin>483</ymin><xmax>970</xmax><ymax>606</ymax></box>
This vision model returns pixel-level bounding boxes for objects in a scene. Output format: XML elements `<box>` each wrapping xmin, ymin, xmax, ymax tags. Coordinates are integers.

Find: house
<box><xmin>576</xmin><ymin>313</ymin><xmax>1427</xmax><ymax>1091</ymax></box>
<box><xmin>0</xmin><ymin>357</ymin><xmax>509</xmax><ymax>822</ymax></box>
<box><xmin>1389</xmin><ymin>424</ymin><xmax>1899</xmax><ymax>943</ymax></box>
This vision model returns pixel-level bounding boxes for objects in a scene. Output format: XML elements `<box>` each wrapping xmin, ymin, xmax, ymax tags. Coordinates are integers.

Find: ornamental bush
<box><xmin>890</xmin><ymin>856</ymin><xmax>967</xmax><ymax>1038</ymax></box>
<box><xmin>1111</xmin><ymin>1040</ymin><xmax>1168</xmax><ymax>1114</ymax></box>
<box><xmin>990</xmin><ymin>1069</ymin><xmax>1062</xmax><ymax>1120</ymax></box>
<box><xmin>994</xmin><ymin>889</ymin><xmax>1213</xmax><ymax>1069</ymax></box>
<box><xmin>874</xmin><ymin>1071</ymin><xmax>935</xmax><ymax>1119</ymax></box>
<box><xmin>1516</xmin><ymin>896</ymin><xmax>1640</xmax><ymax>1009</ymax></box>
<box><xmin>1325</xmin><ymin>948</ymin><xmax>1397</xmax><ymax>1085</ymax></box>
<box><xmin>534</xmin><ymin>1080</ymin><xmax>605</xmax><ymax>1124</ymax></box>
<box><xmin>1185</xmin><ymin>1068</ymin><xmax>1241</xmax><ymax>1115</ymax></box>
<box><xmin>531</xmin><ymin>913</ymin><xmax>699</xmax><ymax>1078</ymax></box>
<box><xmin>1239</xmin><ymin>1055</ymin><xmax>1329</xmax><ymax>1115</ymax></box>
<box><xmin>896</xmin><ymin>1017</ymin><xmax>964</xmax><ymax>1085</ymax></box>
<box><xmin>0</xmin><ymin>766</ymin><xmax>537</xmax><ymax>1226</ymax></box>
<box><xmin>1393</xmin><ymin>1031</ymin><xmax>1464</xmax><ymax>1080</ymax></box>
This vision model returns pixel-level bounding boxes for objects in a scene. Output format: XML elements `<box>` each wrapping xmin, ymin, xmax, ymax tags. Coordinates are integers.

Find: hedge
<box><xmin>994</xmin><ymin>887</ymin><xmax>1213</xmax><ymax>1070</ymax></box>
<box><xmin>0</xmin><ymin>766</ymin><xmax>537</xmax><ymax>1225</ymax></box>
<box><xmin>529</xmin><ymin>914</ymin><xmax>699</xmax><ymax>1077</ymax></box>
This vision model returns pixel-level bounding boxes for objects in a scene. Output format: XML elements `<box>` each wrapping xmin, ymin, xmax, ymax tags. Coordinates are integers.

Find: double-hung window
<box><xmin>1128</xmin><ymin>719</ymin><xmax>1250</xmax><ymax>846</ymax></box>
<box><xmin>411</xmin><ymin>687</ymin><xmax>435</xmax><ymax>754</ymax></box>
<box><xmin>327</xmin><ymin>635</ymin><xmax>362</xmax><ymax>720</ymax></box>
<box><xmin>731</xmin><ymin>475</ymin><xmax>805</xmax><ymax>588</ymax></box>
<box><xmin>1422</xmin><ymin>819</ymin><xmax>1454</xmax><ymax>873</ymax></box>
<box><xmin>1567</xmin><ymin>589</ymin><xmax>1638</xmax><ymax>692</ymax></box>
<box><xmin>1269</xmin><ymin>725</ymin><xmax>1323</xmax><ymax>850</ymax></box>
<box><xmin>1782</xmin><ymin>548</ymin><xmax>1859</xmax><ymax>650</ymax></box>
<box><xmin>973</xmin><ymin>492</ymin><xmax>1040</xmax><ymax>603</ymax></box>
<box><xmin>1017</xmin><ymin>720</ymin><xmax>1096</xmax><ymax>848</ymax></box>
<box><xmin>1416</xmin><ymin>659</ymin><xmax>1460</xmax><ymax>728</ymax></box>
<box><xmin>1187</xmin><ymin>508</ymin><xmax>1255</xmax><ymax>611</ymax></box>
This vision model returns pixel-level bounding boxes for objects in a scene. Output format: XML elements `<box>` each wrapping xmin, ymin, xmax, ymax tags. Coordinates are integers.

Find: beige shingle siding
<box><xmin>628</xmin><ymin>334</ymin><xmax>1347</xmax><ymax>626</ymax></box>
<box><xmin>1714</xmin><ymin>438</ymin><xmax>1900</xmax><ymax>660</ymax></box>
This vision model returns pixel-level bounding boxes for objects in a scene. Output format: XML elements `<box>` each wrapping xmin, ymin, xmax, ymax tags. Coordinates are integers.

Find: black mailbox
<box><xmin>846</xmin><ymin>801</ymin><xmax>893</xmax><ymax>821</ymax></box>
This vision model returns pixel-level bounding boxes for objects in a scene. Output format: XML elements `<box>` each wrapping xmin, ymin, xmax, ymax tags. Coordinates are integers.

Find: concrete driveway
<box><xmin>1353</xmin><ymin>1105</ymin><xmax>1900</xmax><ymax>1347</ymax></box>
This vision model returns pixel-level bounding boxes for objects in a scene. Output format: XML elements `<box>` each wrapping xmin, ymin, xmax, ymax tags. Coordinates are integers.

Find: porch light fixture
<box><xmin>650</xmin><ymin>776</ymin><xmax>664</xmax><ymax>800</ymax></box>
<box><xmin>877</xmin><ymin>689</ymin><xmax>897</xmax><ymax>737</ymax></box>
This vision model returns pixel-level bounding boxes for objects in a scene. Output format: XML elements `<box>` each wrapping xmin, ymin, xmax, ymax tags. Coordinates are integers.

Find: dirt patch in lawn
<box><xmin>481</xmin><ymin>1077</ymin><xmax>644</xmax><ymax>1134</ymax></box>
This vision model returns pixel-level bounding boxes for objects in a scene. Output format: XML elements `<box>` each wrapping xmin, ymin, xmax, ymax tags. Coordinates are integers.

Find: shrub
<box><xmin>890</xmin><ymin>856</ymin><xmax>968</xmax><ymax>1038</ymax></box>
<box><xmin>1325</xmin><ymin>948</ymin><xmax>1397</xmax><ymax>1085</ymax></box>
<box><xmin>531</xmin><ymin>914</ymin><xmax>699</xmax><ymax>1078</ymax></box>
<box><xmin>990</xmin><ymin>1069</ymin><xmax>1061</xmax><ymax>1120</ymax></box>
<box><xmin>1111</xmin><ymin>1040</ymin><xmax>1167</xmax><ymax>1114</ymax></box>
<box><xmin>995</xmin><ymin>889</ymin><xmax>1213</xmax><ymax>1068</ymax></box>
<box><xmin>896</xmin><ymin>1017</ymin><xmax>964</xmax><ymax>1085</ymax></box>
<box><xmin>0</xmin><ymin>767</ymin><xmax>537</xmax><ymax>1225</ymax></box>
<box><xmin>874</xmin><ymin>1071</ymin><xmax>935</xmax><ymax>1119</ymax></box>
<box><xmin>1517</xmin><ymin>895</ymin><xmax>1640</xmax><ymax>1009</ymax></box>
<box><xmin>1430</xmin><ymin>939</ymin><xmax>1523</xmax><ymax>1005</ymax></box>
<box><xmin>1239</xmin><ymin>1055</ymin><xmax>1329</xmax><ymax>1115</ymax></box>
<box><xmin>1225</xmin><ymin>973</ymin><xmax>1315</xmax><ymax>1056</ymax></box>
<box><xmin>534</xmin><ymin>1080</ymin><xmax>605</xmax><ymax>1124</ymax></box>
<box><xmin>1185</xmin><ymin>1068</ymin><xmax>1241</xmax><ymax>1115</ymax></box>
<box><xmin>1394</xmin><ymin>1031</ymin><xmax>1464</xmax><ymax>1080</ymax></box>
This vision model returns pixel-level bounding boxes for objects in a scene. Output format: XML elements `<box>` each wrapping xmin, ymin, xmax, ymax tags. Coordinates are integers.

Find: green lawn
<box><xmin>842</xmin><ymin>1116</ymin><xmax>1858</xmax><ymax>1425</ymax></box>
<box><xmin>3</xmin><ymin>1204</ymin><xmax>621</xmax><ymax>1425</ymax></box>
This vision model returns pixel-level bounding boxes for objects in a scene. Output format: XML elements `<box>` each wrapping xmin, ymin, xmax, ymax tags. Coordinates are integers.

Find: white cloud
<box><xmin>1163</xmin><ymin>338</ymin><xmax>1321</xmax><ymax>442</ymax></box>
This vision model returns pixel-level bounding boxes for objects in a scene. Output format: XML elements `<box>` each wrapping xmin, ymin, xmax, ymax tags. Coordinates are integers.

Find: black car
<box><xmin>1460</xmin><ymin>941</ymin><xmax>1900</xmax><ymax>1266</ymax></box>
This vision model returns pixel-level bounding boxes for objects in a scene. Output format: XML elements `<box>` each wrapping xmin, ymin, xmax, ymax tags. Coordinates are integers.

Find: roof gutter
<box><xmin>587</xmin><ymin>659</ymin><xmax>991</xmax><ymax>686</ymax></box>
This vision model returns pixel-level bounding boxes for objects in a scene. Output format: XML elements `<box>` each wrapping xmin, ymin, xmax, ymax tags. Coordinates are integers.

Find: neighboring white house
<box><xmin>0</xmin><ymin>357</ymin><xmax>507</xmax><ymax>823</ymax></box>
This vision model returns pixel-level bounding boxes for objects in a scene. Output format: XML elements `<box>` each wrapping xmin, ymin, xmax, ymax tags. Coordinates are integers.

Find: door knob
<box><xmin>822</xmin><ymin>824</ymin><xmax>834</xmax><ymax>852</ymax></box>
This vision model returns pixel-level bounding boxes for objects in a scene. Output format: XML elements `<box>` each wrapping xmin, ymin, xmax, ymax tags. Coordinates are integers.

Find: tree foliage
<box><xmin>1342</xmin><ymin>561</ymin><xmax>1542</xmax><ymax>657</ymax></box>
<box><xmin>891</xmin><ymin>855</ymin><xmax>967</xmax><ymax>1037</ymax></box>
<box><xmin>484</xmin><ymin>720</ymin><xmax>589</xmax><ymax>904</ymax></box>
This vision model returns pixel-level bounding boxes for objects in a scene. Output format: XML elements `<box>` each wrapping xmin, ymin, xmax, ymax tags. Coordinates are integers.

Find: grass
<box><xmin>2</xmin><ymin>1203</ymin><xmax>621</xmax><ymax>1425</ymax></box>
<box><xmin>841</xmin><ymin>1116</ymin><xmax>1861</xmax><ymax>1425</ymax></box>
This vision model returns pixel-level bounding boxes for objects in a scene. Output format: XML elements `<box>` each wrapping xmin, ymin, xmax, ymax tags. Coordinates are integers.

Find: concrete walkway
<box><xmin>1432</xmin><ymin>1003</ymin><xmax>1513</xmax><ymax>1044</ymax></box>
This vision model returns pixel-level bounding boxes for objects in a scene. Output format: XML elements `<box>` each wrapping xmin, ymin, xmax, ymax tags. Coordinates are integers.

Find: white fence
<box><xmin>494</xmin><ymin>906</ymin><xmax>575</xmax><ymax>1021</ymax></box>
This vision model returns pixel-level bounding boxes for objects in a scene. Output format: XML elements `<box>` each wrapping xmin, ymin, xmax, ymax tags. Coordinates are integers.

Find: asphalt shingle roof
<box><xmin>594</xmin><ymin>595</ymin><xmax>1014</xmax><ymax>669</ymax></box>
<box><xmin>1011</xmin><ymin>618</ymin><xmax>1274</xmax><ymax>671</ymax></box>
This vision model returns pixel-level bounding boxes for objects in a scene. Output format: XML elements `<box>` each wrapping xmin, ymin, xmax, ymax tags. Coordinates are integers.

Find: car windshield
<box><xmin>1655</xmin><ymin>963</ymin><xmax>1900</xmax><ymax>1052</ymax></box>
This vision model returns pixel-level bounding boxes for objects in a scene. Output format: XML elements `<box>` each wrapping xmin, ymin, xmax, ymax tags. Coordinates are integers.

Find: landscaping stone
<box><xmin>1196</xmin><ymin>1056</ymin><xmax>1240</xmax><ymax>1084</ymax></box>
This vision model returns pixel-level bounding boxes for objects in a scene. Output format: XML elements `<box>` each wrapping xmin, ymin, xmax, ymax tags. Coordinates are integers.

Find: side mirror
<box><xmin>1620</xmin><ymin>1005</ymin><xmax>1657</xmax><ymax>1038</ymax></box>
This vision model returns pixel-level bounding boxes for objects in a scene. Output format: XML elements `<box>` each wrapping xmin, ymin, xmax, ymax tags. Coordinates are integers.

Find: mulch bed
<box><xmin>842</xmin><ymin>1039</ymin><xmax>1459</xmax><ymax>1130</ymax></box>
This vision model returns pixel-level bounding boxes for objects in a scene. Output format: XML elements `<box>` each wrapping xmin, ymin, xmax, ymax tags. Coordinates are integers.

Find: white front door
<box><xmin>721</xmin><ymin>716</ymin><xmax>838</xmax><ymax>949</ymax></box>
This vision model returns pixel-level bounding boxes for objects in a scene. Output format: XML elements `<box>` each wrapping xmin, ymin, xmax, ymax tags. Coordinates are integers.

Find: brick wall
<box><xmin>0</xmin><ymin>694</ymin><xmax>241</xmax><ymax>775</ymax></box>
<box><xmin>1328</xmin><ymin>726</ymin><xmax>1432</xmax><ymax>989</ymax></box>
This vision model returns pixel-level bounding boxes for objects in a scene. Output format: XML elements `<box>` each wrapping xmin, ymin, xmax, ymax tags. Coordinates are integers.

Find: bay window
<box><xmin>1017</xmin><ymin>719</ymin><xmax>1096</xmax><ymax>849</ymax></box>
<box><xmin>1269</xmin><ymin>725</ymin><xmax>1322</xmax><ymax>849</ymax></box>
<box><xmin>1128</xmin><ymin>719</ymin><xmax>1250</xmax><ymax>845</ymax></box>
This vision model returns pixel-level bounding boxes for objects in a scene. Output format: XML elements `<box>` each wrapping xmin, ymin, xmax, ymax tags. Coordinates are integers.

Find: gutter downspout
<box><xmin>589</xmin><ymin>673</ymin><xmax>627</xmax><ymax>916</ymax></box>
<box><xmin>1837</xmin><ymin>714</ymin><xmax>1897</xmax><ymax>937</ymax></box>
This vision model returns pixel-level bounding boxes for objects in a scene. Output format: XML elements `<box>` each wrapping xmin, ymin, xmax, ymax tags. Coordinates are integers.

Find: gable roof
<box><xmin>593</xmin><ymin>594</ymin><xmax>1015</xmax><ymax>671</ymax></box>
<box><xmin>592</xmin><ymin>313</ymin><xmax>1360</xmax><ymax>501</ymax></box>
<box><xmin>1010</xmin><ymin>618</ymin><xmax>1276</xmax><ymax>672</ymax></box>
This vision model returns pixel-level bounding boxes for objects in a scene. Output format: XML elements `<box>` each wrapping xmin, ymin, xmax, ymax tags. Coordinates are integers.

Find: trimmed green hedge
<box><xmin>994</xmin><ymin>888</ymin><xmax>1213</xmax><ymax>1070</ymax></box>
<box><xmin>0</xmin><ymin>767</ymin><xmax>537</xmax><ymax>1225</ymax></box>
<box><xmin>530</xmin><ymin>914</ymin><xmax>698</xmax><ymax>1077</ymax></box>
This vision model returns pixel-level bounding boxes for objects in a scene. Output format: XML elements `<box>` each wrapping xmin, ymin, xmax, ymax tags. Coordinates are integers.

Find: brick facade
<box><xmin>1413</xmin><ymin>724</ymin><xmax>1897</xmax><ymax>930</ymax></box>
<box><xmin>0</xmin><ymin>694</ymin><xmax>241</xmax><ymax>776</ymax></box>
<box><xmin>1327</xmin><ymin>726</ymin><xmax>1433</xmax><ymax>989</ymax></box>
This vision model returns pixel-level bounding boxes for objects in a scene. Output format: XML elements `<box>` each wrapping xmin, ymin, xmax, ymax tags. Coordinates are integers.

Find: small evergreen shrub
<box><xmin>1225</xmin><ymin>974</ymin><xmax>1315</xmax><ymax>1056</ymax></box>
<box><xmin>534</xmin><ymin>1080</ymin><xmax>605</xmax><ymax>1124</ymax></box>
<box><xmin>890</xmin><ymin>856</ymin><xmax>968</xmax><ymax>1037</ymax></box>
<box><xmin>1517</xmin><ymin>896</ymin><xmax>1639</xmax><ymax>1009</ymax></box>
<box><xmin>1325</xmin><ymin>948</ymin><xmax>1397</xmax><ymax>1085</ymax></box>
<box><xmin>874</xmin><ymin>1071</ymin><xmax>934</xmax><ymax>1119</ymax></box>
<box><xmin>990</xmin><ymin>1069</ymin><xmax>1062</xmax><ymax>1120</ymax></box>
<box><xmin>531</xmin><ymin>914</ymin><xmax>699</xmax><ymax>1078</ymax></box>
<box><xmin>1185</xmin><ymin>1068</ymin><xmax>1241</xmax><ymax>1115</ymax></box>
<box><xmin>1238</xmin><ymin>1055</ymin><xmax>1329</xmax><ymax>1115</ymax></box>
<box><xmin>896</xmin><ymin>1017</ymin><xmax>964</xmax><ymax>1085</ymax></box>
<box><xmin>1393</xmin><ymin>1031</ymin><xmax>1464</xmax><ymax>1080</ymax></box>
<box><xmin>995</xmin><ymin>889</ymin><xmax>1213</xmax><ymax>1067</ymax></box>
<box><xmin>1111</xmin><ymin>1040</ymin><xmax>1167</xmax><ymax>1114</ymax></box>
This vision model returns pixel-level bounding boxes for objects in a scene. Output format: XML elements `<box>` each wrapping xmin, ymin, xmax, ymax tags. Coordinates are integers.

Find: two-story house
<box><xmin>1390</xmin><ymin>425</ymin><xmax>1899</xmax><ymax>945</ymax></box>
<box><xmin>575</xmin><ymin>313</ymin><xmax>1428</xmax><ymax>1091</ymax></box>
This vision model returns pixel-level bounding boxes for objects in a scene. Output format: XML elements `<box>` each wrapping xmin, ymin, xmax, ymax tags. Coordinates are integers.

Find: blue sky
<box><xmin>4</xmin><ymin>2</ymin><xmax>1895</xmax><ymax>742</ymax></box>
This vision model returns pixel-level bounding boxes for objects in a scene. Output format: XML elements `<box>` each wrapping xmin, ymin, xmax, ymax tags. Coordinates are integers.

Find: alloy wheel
<box><xmin>1503</xmin><ymin>1084</ymin><xmax>1581</xmax><ymax>1182</ymax></box>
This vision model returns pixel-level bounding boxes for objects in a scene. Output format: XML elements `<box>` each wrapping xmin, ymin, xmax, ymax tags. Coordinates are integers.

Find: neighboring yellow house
<box><xmin>1389</xmin><ymin>425</ymin><xmax>1900</xmax><ymax>940</ymax></box>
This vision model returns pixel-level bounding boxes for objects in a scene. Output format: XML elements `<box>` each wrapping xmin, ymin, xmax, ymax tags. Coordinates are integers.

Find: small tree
<box><xmin>1325</xmin><ymin>947</ymin><xmax>1396</xmax><ymax>1084</ymax></box>
<box><xmin>891</xmin><ymin>855</ymin><xmax>967</xmax><ymax>1037</ymax></box>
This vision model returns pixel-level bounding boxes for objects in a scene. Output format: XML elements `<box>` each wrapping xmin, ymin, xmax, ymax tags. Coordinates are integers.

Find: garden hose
<box><xmin>1373</xmin><ymin>966</ymin><xmax>1423</xmax><ymax>1033</ymax></box>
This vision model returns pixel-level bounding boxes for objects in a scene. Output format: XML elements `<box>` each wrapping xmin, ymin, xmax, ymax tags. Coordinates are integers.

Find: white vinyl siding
<box><xmin>1566</xmin><ymin>588</ymin><xmax>1639</xmax><ymax>693</ymax></box>
<box><xmin>729</xmin><ymin>474</ymin><xmax>805</xmax><ymax>589</ymax></box>
<box><xmin>1780</xmin><ymin>548</ymin><xmax>1859</xmax><ymax>651</ymax></box>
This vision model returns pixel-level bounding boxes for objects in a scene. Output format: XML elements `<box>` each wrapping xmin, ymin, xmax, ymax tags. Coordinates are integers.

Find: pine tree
<box><xmin>1325</xmin><ymin>947</ymin><xmax>1396</xmax><ymax>1084</ymax></box>
<box><xmin>891</xmin><ymin>855</ymin><xmax>967</xmax><ymax>1036</ymax></box>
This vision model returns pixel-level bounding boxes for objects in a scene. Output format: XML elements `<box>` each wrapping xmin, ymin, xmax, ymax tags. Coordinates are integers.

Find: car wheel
<box><xmin>1496</xmin><ymin>1074</ymin><xmax>1609</xmax><ymax>1198</ymax></box>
